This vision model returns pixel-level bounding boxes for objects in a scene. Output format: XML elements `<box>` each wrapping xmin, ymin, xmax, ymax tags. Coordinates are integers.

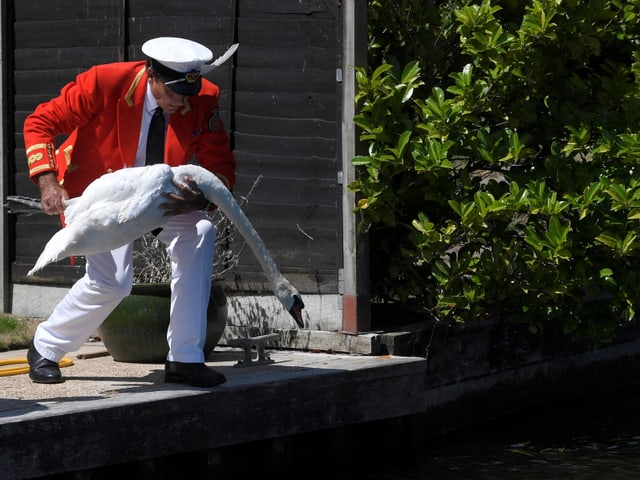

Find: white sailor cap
<box><xmin>142</xmin><ymin>37</ymin><xmax>238</xmax><ymax>96</ymax></box>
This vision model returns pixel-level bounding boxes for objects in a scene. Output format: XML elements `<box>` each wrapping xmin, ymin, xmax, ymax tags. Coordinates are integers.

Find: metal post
<box><xmin>340</xmin><ymin>1</ymin><xmax>369</xmax><ymax>332</ymax></box>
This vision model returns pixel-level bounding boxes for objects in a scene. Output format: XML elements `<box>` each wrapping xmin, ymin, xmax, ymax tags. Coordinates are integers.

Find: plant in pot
<box><xmin>96</xmin><ymin>181</ymin><xmax>254</xmax><ymax>363</ymax></box>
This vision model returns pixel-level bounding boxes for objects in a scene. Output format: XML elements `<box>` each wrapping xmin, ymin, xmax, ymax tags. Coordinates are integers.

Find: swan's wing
<box><xmin>116</xmin><ymin>166</ymin><xmax>173</xmax><ymax>223</ymax></box>
<box><xmin>64</xmin><ymin>165</ymin><xmax>172</xmax><ymax>228</ymax></box>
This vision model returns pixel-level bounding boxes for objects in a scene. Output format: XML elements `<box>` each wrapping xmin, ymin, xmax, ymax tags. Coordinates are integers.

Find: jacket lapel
<box><xmin>117</xmin><ymin>66</ymin><xmax>147</xmax><ymax>167</ymax></box>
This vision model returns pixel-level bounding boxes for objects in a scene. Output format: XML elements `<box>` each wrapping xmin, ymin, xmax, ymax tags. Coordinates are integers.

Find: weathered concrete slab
<box><xmin>0</xmin><ymin>344</ymin><xmax>426</xmax><ymax>479</ymax></box>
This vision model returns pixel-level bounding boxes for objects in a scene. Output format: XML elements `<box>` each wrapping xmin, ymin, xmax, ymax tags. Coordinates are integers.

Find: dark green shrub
<box><xmin>352</xmin><ymin>0</ymin><xmax>640</xmax><ymax>342</ymax></box>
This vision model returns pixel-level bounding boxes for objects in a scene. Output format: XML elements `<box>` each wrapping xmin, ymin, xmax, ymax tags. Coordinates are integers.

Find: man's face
<box><xmin>149</xmin><ymin>71</ymin><xmax>186</xmax><ymax>114</ymax></box>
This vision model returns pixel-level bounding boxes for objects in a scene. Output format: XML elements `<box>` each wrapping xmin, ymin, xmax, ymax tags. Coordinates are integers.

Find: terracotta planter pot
<box><xmin>97</xmin><ymin>283</ymin><xmax>227</xmax><ymax>363</ymax></box>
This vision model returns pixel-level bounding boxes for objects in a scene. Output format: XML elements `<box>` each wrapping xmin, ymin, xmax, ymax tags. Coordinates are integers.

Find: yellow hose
<box><xmin>0</xmin><ymin>357</ymin><xmax>74</xmax><ymax>377</ymax></box>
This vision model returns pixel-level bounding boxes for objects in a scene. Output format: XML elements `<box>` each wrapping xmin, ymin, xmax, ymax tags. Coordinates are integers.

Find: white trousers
<box><xmin>33</xmin><ymin>211</ymin><xmax>215</xmax><ymax>363</ymax></box>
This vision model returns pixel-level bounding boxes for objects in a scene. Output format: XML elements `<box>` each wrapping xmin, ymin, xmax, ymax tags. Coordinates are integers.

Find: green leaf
<box><xmin>370</xmin><ymin>63</ymin><xmax>394</xmax><ymax>82</ymax></box>
<box><xmin>400</xmin><ymin>61</ymin><xmax>421</xmax><ymax>86</ymax></box>
<box><xmin>595</xmin><ymin>231</ymin><xmax>619</xmax><ymax>249</ymax></box>
<box><xmin>351</xmin><ymin>155</ymin><xmax>372</xmax><ymax>166</ymax></box>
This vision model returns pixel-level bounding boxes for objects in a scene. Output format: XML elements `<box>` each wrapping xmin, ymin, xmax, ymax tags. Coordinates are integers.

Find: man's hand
<box><xmin>160</xmin><ymin>175</ymin><xmax>217</xmax><ymax>216</ymax></box>
<box><xmin>36</xmin><ymin>172</ymin><xmax>69</xmax><ymax>215</ymax></box>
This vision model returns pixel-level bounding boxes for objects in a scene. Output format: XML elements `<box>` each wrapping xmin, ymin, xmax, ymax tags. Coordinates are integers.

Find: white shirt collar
<box><xmin>145</xmin><ymin>84</ymin><xmax>159</xmax><ymax>113</ymax></box>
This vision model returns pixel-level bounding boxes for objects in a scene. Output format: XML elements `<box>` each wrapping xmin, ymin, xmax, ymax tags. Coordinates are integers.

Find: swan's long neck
<box><xmin>195</xmin><ymin>173</ymin><xmax>288</xmax><ymax>293</ymax></box>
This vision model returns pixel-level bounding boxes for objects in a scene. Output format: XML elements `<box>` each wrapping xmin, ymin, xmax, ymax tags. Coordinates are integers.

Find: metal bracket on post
<box><xmin>227</xmin><ymin>333</ymin><xmax>281</xmax><ymax>367</ymax></box>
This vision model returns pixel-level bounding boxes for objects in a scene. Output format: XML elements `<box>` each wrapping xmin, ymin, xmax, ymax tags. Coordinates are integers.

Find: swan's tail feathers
<box><xmin>289</xmin><ymin>295</ymin><xmax>305</xmax><ymax>328</ymax></box>
<box><xmin>4</xmin><ymin>196</ymin><xmax>43</xmax><ymax>215</ymax></box>
<box><xmin>28</xmin><ymin>253</ymin><xmax>58</xmax><ymax>276</ymax></box>
<box><xmin>27</xmin><ymin>230</ymin><xmax>71</xmax><ymax>276</ymax></box>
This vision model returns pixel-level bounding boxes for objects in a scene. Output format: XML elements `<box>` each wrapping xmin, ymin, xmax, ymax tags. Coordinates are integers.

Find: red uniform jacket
<box><xmin>23</xmin><ymin>61</ymin><xmax>236</xmax><ymax>198</ymax></box>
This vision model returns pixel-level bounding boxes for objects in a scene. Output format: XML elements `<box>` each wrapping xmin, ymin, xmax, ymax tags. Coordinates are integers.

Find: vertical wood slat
<box><xmin>118</xmin><ymin>0</ymin><xmax>127</xmax><ymax>61</ymax></box>
<box><xmin>0</xmin><ymin>0</ymin><xmax>11</xmax><ymax>311</ymax></box>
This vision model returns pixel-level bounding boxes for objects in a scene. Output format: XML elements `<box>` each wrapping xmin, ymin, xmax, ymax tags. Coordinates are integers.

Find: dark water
<box><xmin>42</xmin><ymin>385</ymin><xmax>640</xmax><ymax>479</ymax></box>
<box><xmin>360</xmin><ymin>385</ymin><xmax>640</xmax><ymax>480</ymax></box>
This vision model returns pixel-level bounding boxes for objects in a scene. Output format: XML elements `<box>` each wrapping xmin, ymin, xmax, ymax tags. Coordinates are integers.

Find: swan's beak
<box><xmin>289</xmin><ymin>295</ymin><xmax>305</xmax><ymax>328</ymax></box>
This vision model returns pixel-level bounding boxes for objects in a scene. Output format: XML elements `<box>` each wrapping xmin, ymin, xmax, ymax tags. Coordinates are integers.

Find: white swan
<box><xmin>25</xmin><ymin>164</ymin><xmax>305</xmax><ymax>328</ymax></box>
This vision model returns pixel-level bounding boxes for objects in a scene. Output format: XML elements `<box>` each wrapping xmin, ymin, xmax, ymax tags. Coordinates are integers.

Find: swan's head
<box><xmin>275</xmin><ymin>281</ymin><xmax>305</xmax><ymax>328</ymax></box>
<box><xmin>289</xmin><ymin>294</ymin><xmax>305</xmax><ymax>328</ymax></box>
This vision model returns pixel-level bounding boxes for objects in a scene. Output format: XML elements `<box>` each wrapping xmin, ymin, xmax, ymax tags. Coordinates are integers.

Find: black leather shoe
<box><xmin>164</xmin><ymin>361</ymin><xmax>226</xmax><ymax>387</ymax></box>
<box><xmin>27</xmin><ymin>340</ymin><xmax>63</xmax><ymax>384</ymax></box>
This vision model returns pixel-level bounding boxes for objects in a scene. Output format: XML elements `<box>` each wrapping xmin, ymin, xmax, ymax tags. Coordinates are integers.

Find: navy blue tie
<box><xmin>146</xmin><ymin>107</ymin><xmax>165</xmax><ymax>165</ymax></box>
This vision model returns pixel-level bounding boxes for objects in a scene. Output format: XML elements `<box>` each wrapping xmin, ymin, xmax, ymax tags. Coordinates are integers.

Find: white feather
<box><xmin>201</xmin><ymin>43</ymin><xmax>239</xmax><ymax>74</ymax></box>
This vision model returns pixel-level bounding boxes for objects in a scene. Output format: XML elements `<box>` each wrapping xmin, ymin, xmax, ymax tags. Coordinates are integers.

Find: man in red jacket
<box><xmin>23</xmin><ymin>37</ymin><xmax>237</xmax><ymax>387</ymax></box>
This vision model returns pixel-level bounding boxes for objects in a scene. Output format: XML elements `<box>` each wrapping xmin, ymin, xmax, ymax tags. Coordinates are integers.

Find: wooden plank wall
<box><xmin>232</xmin><ymin>0</ymin><xmax>340</xmax><ymax>294</ymax></box>
<box><xmin>11</xmin><ymin>0</ymin><xmax>125</xmax><ymax>280</ymax></box>
<box><xmin>8</xmin><ymin>0</ymin><xmax>341</xmax><ymax>296</ymax></box>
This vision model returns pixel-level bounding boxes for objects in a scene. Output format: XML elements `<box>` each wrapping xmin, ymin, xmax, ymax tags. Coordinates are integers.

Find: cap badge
<box><xmin>185</xmin><ymin>70</ymin><xmax>200</xmax><ymax>83</ymax></box>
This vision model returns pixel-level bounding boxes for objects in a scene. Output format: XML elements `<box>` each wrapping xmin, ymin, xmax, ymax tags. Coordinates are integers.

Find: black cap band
<box><xmin>149</xmin><ymin>58</ymin><xmax>202</xmax><ymax>96</ymax></box>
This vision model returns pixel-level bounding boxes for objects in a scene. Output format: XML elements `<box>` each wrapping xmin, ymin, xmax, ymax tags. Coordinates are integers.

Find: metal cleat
<box><xmin>227</xmin><ymin>333</ymin><xmax>281</xmax><ymax>367</ymax></box>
